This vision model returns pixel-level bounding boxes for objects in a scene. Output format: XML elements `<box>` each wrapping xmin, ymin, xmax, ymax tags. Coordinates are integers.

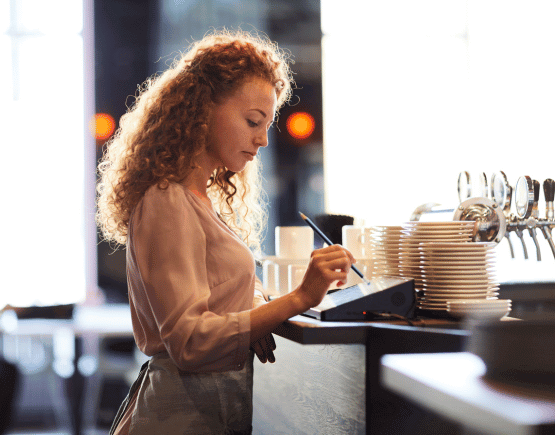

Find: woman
<box><xmin>96</xmin><ymin>30</ymin><xmax>355</xmax><ymax>434</ymax></box>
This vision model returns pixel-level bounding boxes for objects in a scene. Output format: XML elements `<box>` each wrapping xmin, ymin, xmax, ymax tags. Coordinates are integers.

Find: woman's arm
<box><xmin>249</xmin><ymin>245</ymin><xmax>355</xmax><ymax>345</ymax></box>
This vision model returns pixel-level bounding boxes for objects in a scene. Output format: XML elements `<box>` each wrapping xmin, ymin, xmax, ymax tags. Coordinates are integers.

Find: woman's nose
<box><xmin>257</xmin><ymin>131</ymin><xmax>269</xmax><ymax>148</ymax></box>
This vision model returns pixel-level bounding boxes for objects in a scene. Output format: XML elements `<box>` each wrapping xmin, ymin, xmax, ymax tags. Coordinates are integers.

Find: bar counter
<box><xmin>252</xmin><ymin>314</ymin><xmax>471</xmax><ymax>435</ymax></box>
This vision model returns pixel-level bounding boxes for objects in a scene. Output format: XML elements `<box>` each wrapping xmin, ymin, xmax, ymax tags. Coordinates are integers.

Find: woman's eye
<box><xmin>247</xmin><ymin>120</ymin><xmax>259</xmax><ymax>127</ymax></box>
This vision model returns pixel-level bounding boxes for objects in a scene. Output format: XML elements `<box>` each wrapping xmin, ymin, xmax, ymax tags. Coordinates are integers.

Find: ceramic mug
<box><xmin>275</xmin><ymin>226</ymin><xmax>314</xmax><ymax>259</ymax></box>
<box><xmin>262</xmin><ymin>260</ymin><xmax>278</xmax><ymax>296</ymax></box>
<box><xmin>288</xmin><ymin>264</ymin><xmax>308</xmax><ymax>293</ymax></box>
<box><xmin>342</xmin><ymin>226</ymin><xmax>373</xmax><ymax>258</ymax></box>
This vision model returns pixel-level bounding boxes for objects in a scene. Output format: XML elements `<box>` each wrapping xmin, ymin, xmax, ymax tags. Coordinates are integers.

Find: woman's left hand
<box><xmin>252</xmin><ymin>333</ymin><xmax>276</xmax><ymax>363</ymax></box>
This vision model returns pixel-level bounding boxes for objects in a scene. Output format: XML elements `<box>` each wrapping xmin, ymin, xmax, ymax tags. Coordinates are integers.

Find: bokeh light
<box><xmin>286</xmin><ymin>112</ymin><xmax>315</xmax><ymax>140</ymax></box>
<box><xmin>90</xmin><ymin>113</ymin><xmax>116</xmax><ymax>141</ymax></box>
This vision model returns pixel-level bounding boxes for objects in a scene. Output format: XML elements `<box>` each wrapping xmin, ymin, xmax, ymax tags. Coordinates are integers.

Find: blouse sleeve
<box><xmin>253</xmin><ymin>276</ymin><xmax>267</xmax><ymax>309</ymax></box>
<box><xmin>131</xmin><ymin>185</ymin><xmax>251</xmax><ymax>372</ymax></box>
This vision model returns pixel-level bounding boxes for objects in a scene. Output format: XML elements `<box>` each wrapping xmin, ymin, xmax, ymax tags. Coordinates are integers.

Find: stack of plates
<box><xmin>368</xmin><ymin>226</ymin><xmax>404</xmax><ymax>277</ymax></box>
<box><xmin>447</xmin><ymin>299</ymin><xmax>512</xmax><ymax>319</ymax></box>
<box><xmin>418</xmin><ymin>242</ymin><xmax>499</xmax><ymax>313</ymax></box>
<box><xmin>399</xmin><ymin>221</ymin><xmax>476</xmax><ymax>291</ymax></box>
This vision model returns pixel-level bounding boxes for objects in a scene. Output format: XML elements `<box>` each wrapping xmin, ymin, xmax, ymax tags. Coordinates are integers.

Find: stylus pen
<box><xmin>299</xmin><ymin>212</ymin><xmax>371</xmax><ymax>285</ymax></box>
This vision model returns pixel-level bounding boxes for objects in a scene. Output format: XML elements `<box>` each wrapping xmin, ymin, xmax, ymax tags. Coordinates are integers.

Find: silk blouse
<box><xmin>126</xmin><ymin>182</ymin><xmax>265</xmax><ymax>373</ymax></box>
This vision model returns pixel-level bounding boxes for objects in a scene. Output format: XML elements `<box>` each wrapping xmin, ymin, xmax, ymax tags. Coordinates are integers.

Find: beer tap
<box><xmin>541</xmin><ymin>178</ymin><xmax>555</xmax><ymax>258</ymax></box>
<box><xmin>545</xmin><ymin>179</ymin><xmax>555</xmax><ymax>221</ymax></box>
<box><xmin>491</xmin><ymin>171</ymin><xmax>515</xmax><ymax>258</ymax></box>
<box><xmin>453</xmin><ymin>171</ymin><xmax>554</xmax><ymax>261</ymax></box>
<box><xmin>514</xmin><ymin>175</ymin><xmax>535</xmax><ymax>259</ymax></box>
<box><xmin>458</xmin><ymin>171</ymin><xmax>472</xmax><ymax>203</ymax></box>
<box><xmin>523</xmin><ymin>180</ymin><xmax>541</xmax><ymax>261</ymax></box>
<box><xmin>479</xmin><ymin>172</ymin><xmax>489</xmax><ymax>198</ymax></box>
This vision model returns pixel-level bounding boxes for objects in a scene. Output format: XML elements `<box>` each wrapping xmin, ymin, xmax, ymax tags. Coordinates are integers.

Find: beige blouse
<box><xmin>126</xmin><ymin>182</ymin><xmax>265</xmax><ymax>373</ymax></box>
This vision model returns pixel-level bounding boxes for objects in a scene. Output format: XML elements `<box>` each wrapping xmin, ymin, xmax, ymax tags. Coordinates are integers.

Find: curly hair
<box><xmin>96</xmin><ymin>29</ymin><xmax>294</xmax><ymax>252</ymax></box>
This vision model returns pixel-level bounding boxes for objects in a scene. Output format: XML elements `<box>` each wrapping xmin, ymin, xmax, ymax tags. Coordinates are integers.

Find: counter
<box><xmin>381</xmin><ymin>352</ymin><xmax>555</xmax><ymax>435</ymax></box>
<box><xmin>252</xmin><ymin>314</ymin><xmax>471</xmax><ymax>435</ymax></box>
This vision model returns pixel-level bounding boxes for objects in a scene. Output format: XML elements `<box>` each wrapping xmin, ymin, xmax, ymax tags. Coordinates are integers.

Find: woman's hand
<box><xmin>293</xmin><ymin>245</ymin><xmax>355</xmax><ymax>311</ymax></box>
<box><xmin>252</xmin><ymin>333</ymin><xmax>276</xmax><ymax>363</ymax></box>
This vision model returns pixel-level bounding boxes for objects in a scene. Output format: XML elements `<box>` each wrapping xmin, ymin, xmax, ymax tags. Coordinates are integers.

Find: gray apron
<box><xmin>110</xmin><ymin>351</ymin><xmax>254</xmax><ymax>435</ymax></box>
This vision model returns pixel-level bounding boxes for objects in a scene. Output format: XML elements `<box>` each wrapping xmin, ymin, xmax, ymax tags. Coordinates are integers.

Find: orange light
<box><xmin>90</xmin><ymin>113</ymin><xmax>116</xmax><ymax>141</ymax></box>
<box><xmin>286</xmin><ymin>112</ymin><xmax>315</xmax><ymax>140</ymax></box>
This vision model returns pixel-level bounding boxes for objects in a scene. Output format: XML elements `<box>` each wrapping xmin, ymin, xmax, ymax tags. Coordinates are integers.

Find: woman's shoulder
<box><xmin>144</xmin><ymin>182</ymin><xmax>191</xmax><ymax>202</ymax></box>
<box><xmin>132</xmin><ymin>183</ymin><xmax>205</xmax><ymax>231</ymax></box>
<box><xmin>141</xmin><ymin>182</ymin><xmax>208</xmax><ymax>215</ymax></box>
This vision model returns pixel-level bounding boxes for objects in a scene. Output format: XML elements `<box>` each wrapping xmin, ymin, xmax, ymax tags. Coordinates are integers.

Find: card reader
<box><xmin>302</xmin><ymin>276</ymin><xmax>415</xmax><ymax>321</ymax></box>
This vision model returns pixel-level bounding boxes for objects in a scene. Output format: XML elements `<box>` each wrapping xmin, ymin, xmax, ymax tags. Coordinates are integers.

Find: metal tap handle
<box><xmin>540</xmin><ymin>226</ymin><xmax>555</xmax><ymax>259</ymax></box>
<box><xmin>544</xmin><ymin>178</ymin><xmax>555</xmax><ymax>221</ymax></box>
<box><xmin>532</xmin><ymin>180</ymin><xmax>540</xmax><ymax>217</ymax></box>
<box><xmin>544</xmin><ymin>178</ymin><xmax>555</xmax><ymax>202</ymax></box>
<box><xmin>505</xmin><ymin>232</ymin><xmax>515</xmax><ymax>259</ymax></box>
<box><xmin>515</xmin><ymin>227</ymin><xmax>529</xmax><ymax>260</ymax></box>
<box><xmin>528</xmin><ymin>227</ymin><xmax>541</xmax><ymax>261</ymax></box>
<box><xmin>533</xmin><ymin>180</ymin><xmax>540</xmax><ymax>202</ymax></box>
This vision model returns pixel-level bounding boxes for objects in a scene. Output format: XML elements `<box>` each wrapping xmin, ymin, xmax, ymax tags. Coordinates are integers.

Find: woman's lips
<box><xmin>243</xmin><ymin>151</ymin><xmax>256</xmax><ymax>160</ymax></box>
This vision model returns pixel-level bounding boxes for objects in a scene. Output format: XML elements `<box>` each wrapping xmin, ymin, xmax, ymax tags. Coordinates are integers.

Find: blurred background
<box><xmin>0</xmin><ymin>0</ymin><xmax>554</xmax><ymax>433</ymax></box>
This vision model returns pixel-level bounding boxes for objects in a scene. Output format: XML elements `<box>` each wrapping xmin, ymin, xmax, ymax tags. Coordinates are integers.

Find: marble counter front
<box><xmin>252</xmin><ymin>314</ymin><xmax>470</xmax><ymax>435</ymax></box>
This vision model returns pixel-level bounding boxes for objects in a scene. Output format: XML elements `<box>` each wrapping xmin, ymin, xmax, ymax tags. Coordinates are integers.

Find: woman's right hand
<box><xmin>293</xmin><ymin>244</ymin><xmax>355</xmax><ymax>311</ymax></box>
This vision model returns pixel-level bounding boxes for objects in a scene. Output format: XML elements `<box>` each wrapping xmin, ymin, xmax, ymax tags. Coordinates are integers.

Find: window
<box><xmin>322</xmin><ymin>1</ymin><xmax>554</xmax><ymax>282</ymax></box>
<box><xmin>0</xmin><ymin>0</ymin><xmax>94</xmax><ymax>307</ymax></box>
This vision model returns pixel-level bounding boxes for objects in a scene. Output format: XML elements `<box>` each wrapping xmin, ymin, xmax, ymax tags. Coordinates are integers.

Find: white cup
<box><xmin>274</xmin><ymin>258</ymin><xmax>309</xmax><ymax>295</ymax></box>
<box><xmin>288</xmin><ymin>264</ymin><xmax>308</xmax><ymax>293</ymax></box>
<box><xmin>342</xmin><ymin>226</ymin><xmax>373</xmax><ymax>258</ymax></box>
<box><xmin>262</xmin><ymin>260</ymin><xmax>278</xmax><ymax>296</ymax></box>
<box><xmin>275</xmin><ymin>226</ymin><xmax>314</xmax><ymax>259</ymax></box>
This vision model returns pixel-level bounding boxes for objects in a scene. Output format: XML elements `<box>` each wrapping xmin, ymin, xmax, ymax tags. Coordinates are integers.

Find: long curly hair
<box><xmin>96</xmin><ymin>29</ymin><xmax>293</xmax><ymax>252</ymax></box>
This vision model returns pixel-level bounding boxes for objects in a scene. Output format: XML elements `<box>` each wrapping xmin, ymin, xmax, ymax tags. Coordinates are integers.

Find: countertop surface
<box><xmin>274</xmin><ymin>314</ymin><xmax>471</xmax><ymax>345</ymax></box>
<box><xmin>381</xmin><ymin>352</ymin><xmax>555</xmax><ymax>435</ymax></box>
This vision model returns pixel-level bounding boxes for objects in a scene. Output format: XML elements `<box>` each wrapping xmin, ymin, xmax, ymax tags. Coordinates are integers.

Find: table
<box><xmin>381</xmin><ymin>352</ymin><xmax>555</xmax><ymax>435</ymax></box>
<box><xmin>0</xmin><ymin>304</ymin><xmax>134</xmax><ymax>435</ymax></box>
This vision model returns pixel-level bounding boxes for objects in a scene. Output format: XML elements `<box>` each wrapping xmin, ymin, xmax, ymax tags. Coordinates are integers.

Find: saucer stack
<box><xmin>418</xmin><ymin>241</ymin><xmax>500</xmax><ymax>314</ymax></box>
<box><xmin>368</xmin><ymin>226</ymin><xmax>404</xmax><ymax>277</ymax></box>
<box><xmin>398</xmin><ymin>221</ymin><xmax>476</xmax><ymax>292</ymax></box>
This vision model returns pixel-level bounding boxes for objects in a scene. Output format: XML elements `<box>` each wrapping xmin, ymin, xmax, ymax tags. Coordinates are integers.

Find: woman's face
<box><xmin>206</xmin><ymin>78</ymin><xmax>277</xmax><ymax>173</ymax></box>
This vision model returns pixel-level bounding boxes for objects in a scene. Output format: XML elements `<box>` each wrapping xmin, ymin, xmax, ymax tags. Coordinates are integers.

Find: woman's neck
<box><xmin>184</xmin><ymin>154</ymin><xmax>216</xmax><ymax>196</ymax></box>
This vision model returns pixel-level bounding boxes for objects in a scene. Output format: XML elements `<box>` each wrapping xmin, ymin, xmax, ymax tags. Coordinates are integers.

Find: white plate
<box><xmin>419</xmin><ymin>242</ymin><xmax>496</xmax><ymax>248</ymax></box>
<box><xmin>370</xmin><ymin>233</ymin><xmax>404</xmax><ymax>238</ymax></box>
<box><xmin>420</xmin><ymin>260</ymin><xmax>496</xmax><ymax>273</ymax></box>
<box><xmin>422</xmin><ymin>281</ymin><xmax>499</xmax><ymax>289</ymax></box>
<box><xmin>420</xmin><ymin>262</ymin><xmax>495</xmax><ymax>273</ymax></box>
<box><xmin>422</xmin><ymin>269</ymin><xmax>496</xmax><ymax>276</ymax></box>
<box><xmin>421</xmin><ymin>293</ymin><xmax>499</xmax><ymax>301</ymax></box>
<box><xmin>419</xmin><ymin>297</ymin><xmax>499</xmax><ymax>307</ymax></box>
<box><xmin>402</xmin><ymin>236</ymin><xmax>472</xmax><ymax>242</ymax></box>
<box><xmin>402</xmin><ymin>234</ymin><xmax>473</xmax><ymax>239</ymax></box>
<box><xmin>403</xmin><ymin>221</ymin><xmax>476</xmax><ymax>227</ymax></box>
<box><xmin>422</xmin><ymin>256</ymin><xmax>496</xmax><ymax>262</ymax></box>
<box><xmin>402</xmin><ymin>226</ymin><xmax>474</xmax><ymax>232</ymax></box>
<box><xmin>422</xmin><ymin>249</ymin><xmax>495</xmax><ymax>255</ymax></box>
<box><xmin>447</xmin><ymin>298</ymin><xmax>511</xmax><ymax>307</ymax></box>
<box><xmin>422</xmin><ymin>281</ymin><xmax>496</xmax><ymax>287</ymax></box>
<box><xmin>422</xmin><ymin>279</ymin><xmax>494</xmax><ymax>286</ymax></box>
<box><xmin>401</xmin><ymin>232</ymin><xmax>474</xmax><ymax>238</ymax></box>
<box><xmin>422</xmin><ymin>292</ymin><xmax>499</xmax><ymax>298</ymax></box>
<box><xmin>368</xmin><ymin>226</ymin><xmax>404</xmax><ymax>231</ymax></box>
<box><xmin>417</xmin><ymin>305</ymin><xmax>447</xmax><ymax>311</ymax></box>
